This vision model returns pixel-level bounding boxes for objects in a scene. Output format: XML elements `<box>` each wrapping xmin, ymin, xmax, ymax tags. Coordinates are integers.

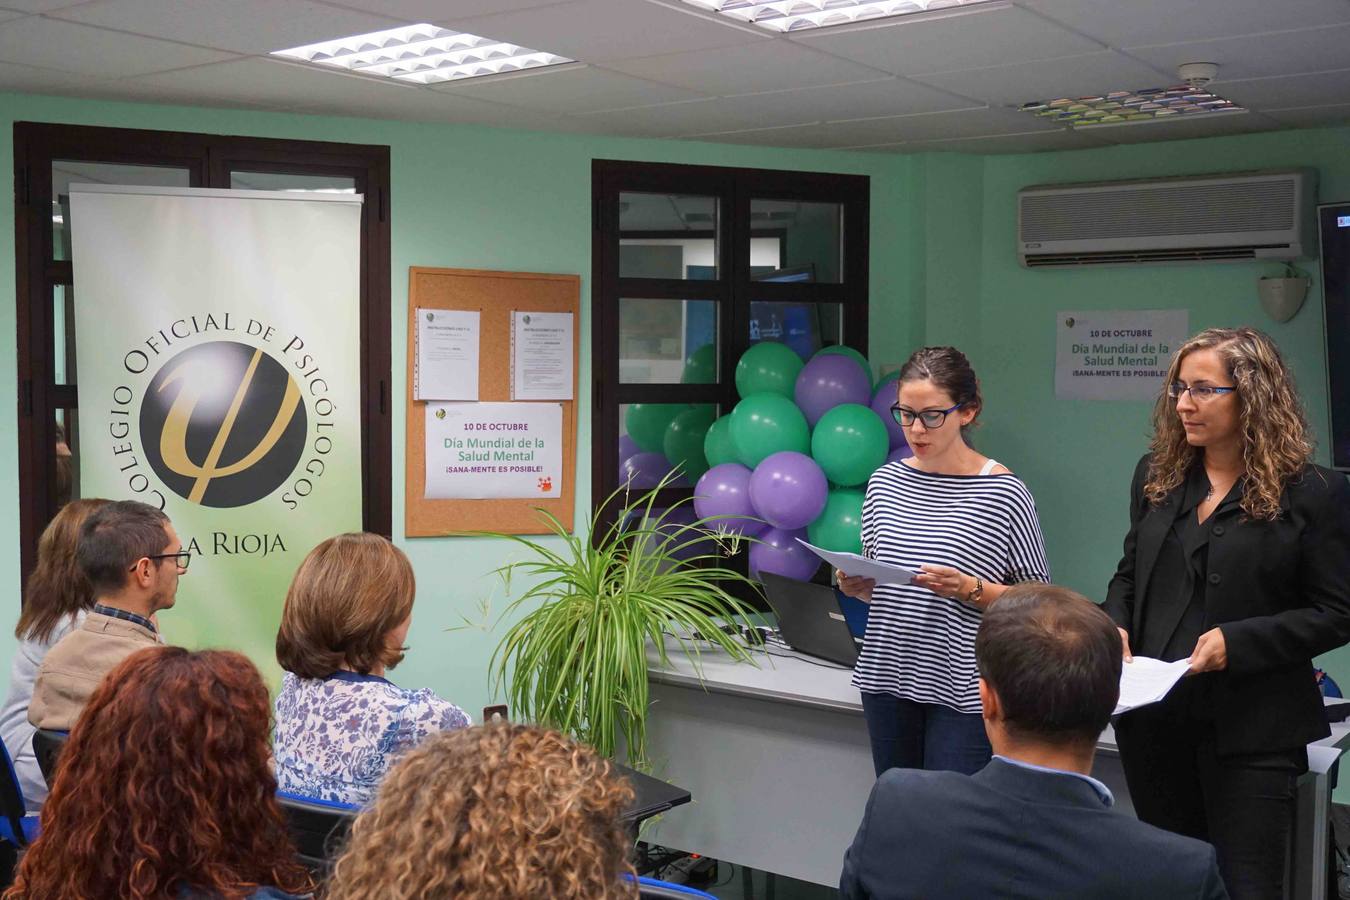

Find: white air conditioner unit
<box><xmin>1018</xmin><ymin>169</ymin><xmax>1316</xmax><ymax>268</ymax></box>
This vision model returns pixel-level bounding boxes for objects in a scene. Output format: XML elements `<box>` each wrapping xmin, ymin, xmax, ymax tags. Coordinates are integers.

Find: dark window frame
<box><xmin>13</xmin><ymin>121</ymin><xmax>392</xmax><ymax>587</ymax></box>
<box><xmin>591</xmin><ymin>158</ymin><xmax>870</xmax><ymax>536</ymax></box>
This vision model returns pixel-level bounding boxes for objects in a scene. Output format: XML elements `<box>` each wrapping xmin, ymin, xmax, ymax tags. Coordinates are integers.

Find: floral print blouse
<box><xmin>273</xmin><ymin>670</ymin><xmax>471</xmax><ymax>806</ymax></box>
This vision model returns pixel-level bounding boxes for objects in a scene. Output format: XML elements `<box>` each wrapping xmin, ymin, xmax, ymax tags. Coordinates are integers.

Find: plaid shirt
<box><xmin>92</xmin><ymin>604</ymin><xmax>156</xmax><ymax>634</ymax></box>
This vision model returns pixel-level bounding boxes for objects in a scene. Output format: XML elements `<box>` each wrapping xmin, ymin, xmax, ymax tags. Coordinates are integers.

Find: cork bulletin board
<box><xmin>405</xmin><ymin>267</ymin><xmax>579</xmax><ymax>537</ymax></box>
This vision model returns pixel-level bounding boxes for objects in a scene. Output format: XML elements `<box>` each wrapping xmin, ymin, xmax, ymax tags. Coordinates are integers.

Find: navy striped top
<box><xmin>853</xmin><ymin>459</ymin><xmax>1050</xmax><ymax>713</ymax></box>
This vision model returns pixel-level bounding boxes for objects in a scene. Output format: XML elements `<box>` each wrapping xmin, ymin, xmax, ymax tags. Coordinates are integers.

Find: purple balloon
<box><xmin>886</xmin><ymin>445</ymin><xmax>914</xmax><ymax>466</ymax></box>
<box><xmin>618</xmin><ymin>433</ymin><xmax>640</xmax><ymax>462</ymax></box>
<box><xmin>749</xmin><ymin>451</ymin><xmax>828</xmax><ymax>530</ymax></box>
<box><xmin>694</xmin><ymin>463</ymin><xmax>766</xmax><ymax>537</ymax></box>
<box><xmin>750</xmin><ymin>527</ymin><xmax>821</xmax><ymax>581</ymax></box>
<box><xmin>621</xmin><ymin>452</ymin><xmax>684</xmax><ymax>489</ymax></box>
<box><xmin>794</xmin><ymin>354</ymin><xmax>872</xmax><ymax>427</ymax></box>
<box><xmin>870</xmin><ymin>379</ymin><xmax>910</xmax><ymax>451</ymax></box>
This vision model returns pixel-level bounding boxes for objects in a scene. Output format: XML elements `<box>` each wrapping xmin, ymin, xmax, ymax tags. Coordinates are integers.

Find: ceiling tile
<box><xmin>0</xmin><ymin>0</ymin><xmax>87</xmax><ymax>11</ymax></box>
<box><xmin>1262</xmin><ymin>102</ymin><xmax>1350</xmax><ymax>128</ymax></box>
<box><xmin>430</xmin><ymin>65</ymin><xmax>704</xmax><ymax>114</ymax></box>
<box><xmin>685</xmin><ymin>105</ymin><xmax>1061</xmax><ymax>148</ymax></box>
<box><xmin>1125</xmin><ymin>24</ymin><xmax>1350</xmax><ymax>83</ymax></box>
<box><xmin>573</xmin><ymin>97</ymin><xmax>806</xmax><ymax>138</ymax></box>
<box><xmin>793</xmin><ymin>4</ymin><xmax>1102</xmax><ymax>77</ymax></box>
<box><xmin>1218</xmin><ymin>68</ymin><xmax>1350</xmax><ymax>109</ymax></box>
<box><xmin>850</xmin><ymin>128</ymin><xmax>1113</xmax><ymax>153</ymax></box>
<box><xmin>1089</xmin><ymin>110</ymin><xmax>1282</xmax><ymax>144</ymax></box>
<box><xmin>605</xmin><ymin>40</ymin><xmax>888</xmax><ymax>95</ymax></box>
<box><xmin>444</xmin><ymin>0</ymin><xmax>765</xmax><ymax>62</ymax></box>
<box><xmin>570</xmin><ymin>77</ymin><xmax>982</xmax><ymax>137</ymax></box>
<box><xmin>1018</xmin><ymin>0</ymin><xmax>1350</xmax><ymax>48</ymax></box>
<box><xmin>121</xmin><ymin>56</ymin><xmax>429</xmax><ymax>108</ymax></box>
<box><xmin>912</xmin><ymin>51</ymin><xmax>1175</xmax><ymax>107</ymax></box>
<box><xmin>0</xmin><ymin>58</ymin><xmax>98</xmax><ymax>92</ymax></box>
<box><xmin>0</xmin><ymin>16</ymin><xmax>237</xmax><ymax>77</ymax></box>
<box><xmin>318</xmin><ymin>0</ymin><xmax>572</xmax><ymax>24</ymax></box>
<box><xmin>48</xmin><ymin>0</ymin><xmax>402</xmax><ymax>55</ymax></box>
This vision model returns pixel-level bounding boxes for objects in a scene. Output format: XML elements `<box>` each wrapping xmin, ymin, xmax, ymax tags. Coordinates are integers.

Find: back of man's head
<box><xmin>77</xmin><ymin>501</ymin><xmax>171</xmax><ymax>597</ymax></box>
<box><xmin>975</xmin><ymin>583</ymin><xmax>1121</xmax><ymax>747</ymax></box>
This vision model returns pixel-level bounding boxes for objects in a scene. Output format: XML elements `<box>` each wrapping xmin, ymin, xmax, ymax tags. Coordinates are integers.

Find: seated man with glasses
<box><xmin>30</xmin><ymin>500</ymin><xmax>188</xmax><ymax>731</ymax></box>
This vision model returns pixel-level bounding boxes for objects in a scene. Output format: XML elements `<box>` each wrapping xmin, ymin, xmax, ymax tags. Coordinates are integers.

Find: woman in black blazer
<box><xmin>1104</xmin><ymin>327</ymin><xmax>1350</xmax><ymax>900</ymax></box>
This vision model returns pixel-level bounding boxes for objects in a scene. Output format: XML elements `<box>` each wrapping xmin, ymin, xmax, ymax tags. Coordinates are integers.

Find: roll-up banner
<box><xmin>70</xmin><ymin>184</ymin><xmax>363</xmax><ymax>682</ymax></box>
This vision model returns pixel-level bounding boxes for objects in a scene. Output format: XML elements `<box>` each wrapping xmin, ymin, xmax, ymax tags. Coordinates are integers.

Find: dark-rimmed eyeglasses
<box><xmin>1167</xmin><ymin>382</ymin><xmax>1236</xmax><ymax>402</ymax></box>
<box><xmin>131</xmin><ymin>551</ymin><xmax>191</xmax><ymax>571</ymax></box>
<box><xmin>891</xmin><ymin>403</ymin><xmax>964</xmax><ymax>429</ymax></box>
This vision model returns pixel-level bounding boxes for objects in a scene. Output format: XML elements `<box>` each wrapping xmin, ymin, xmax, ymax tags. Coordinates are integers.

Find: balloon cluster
<box><xmin>619</xmin><ymin>342</ymin><xmax>912</xmax><ymax>582</ymax></box>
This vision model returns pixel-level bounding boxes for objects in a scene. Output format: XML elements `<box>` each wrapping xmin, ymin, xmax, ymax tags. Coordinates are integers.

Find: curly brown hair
<box><xmin>15</xmin><ymin>498</ymin><xmax>109</xmax><ymax>644</ymax></box>
<box><xmin>326</xmin><ymin>723</ymin><xmax>637</xmax><ymax>900</ymax></box>
<box><xmin>1146</xmin><ymin>327</ymin><xmax>1313</xmax><ymax>520</ymax></box>
<box><xmin>4</xmin><ymin>647</ymin><xmax>314</xmax><ymax>900</ymax></box>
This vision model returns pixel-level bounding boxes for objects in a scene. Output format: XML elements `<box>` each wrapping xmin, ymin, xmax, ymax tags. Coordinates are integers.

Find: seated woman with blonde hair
<box><xmin>274</xmin><ymin>532</ymin><xmax>470</xmax><ymax>805</ymax></box>
<box><xmin>326</xmin><ymin>723</ymin><xmax>637</xmax><ymax>900</ymax></box>
<box><xmin>4</xmin><ymin>646</ymin><xmax>314</xmax><ymax>899</ymax></box>
<box><xmin>0</xmin><ymin>497</ymin><xmax>108</xmax><ymax>810</ymax></box>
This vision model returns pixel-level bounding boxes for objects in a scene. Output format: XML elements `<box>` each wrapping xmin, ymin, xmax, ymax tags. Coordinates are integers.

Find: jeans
<box><xmin>860</xmin><ymin>691</ymin><xmax>991</xmax><ymax>776</ymax></box>
<box><xmin>1115</xmin><ymin>682</ymin><xmax>1305</xmax><ymax>900</ymax></box>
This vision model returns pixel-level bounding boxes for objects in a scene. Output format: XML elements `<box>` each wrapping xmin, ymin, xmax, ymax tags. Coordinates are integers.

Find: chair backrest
<box><xmin>0</xmin><ymin>739</ymin><xmax>32</xmax><ymax>845</ymax></box>
<box><xmin>32</xmin><ymin>729</ymin><xmax>68</xmax><ymax>785</ymax></box>
<box><xmin>635</xmin><ymin>876</ymin><xmax>718</xmax><ymax>899</ymax></box>
<box><xmin>276</xmin><ymin>792</ymin><xmax>358</xmax><ymax>873</ymax></box>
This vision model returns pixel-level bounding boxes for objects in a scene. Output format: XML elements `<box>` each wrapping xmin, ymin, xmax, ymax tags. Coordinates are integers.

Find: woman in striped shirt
<box><xmin>838</xmin><ymin>346</ymin><xmax>1050</xmax><ymax>776</ymax></box>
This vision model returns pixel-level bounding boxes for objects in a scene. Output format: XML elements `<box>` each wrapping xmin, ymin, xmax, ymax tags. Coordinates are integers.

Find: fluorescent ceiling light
<box><xmin>272</xmin><ymin>24</ymin><xmax>572</xmax><ymax>85</ymax></box>
<box><xmin>1020</xmin><ymin>86</ymin><xmax>1246</xmax><ymax>129</ymax></box>
<box><xmin>680</xmin><ymin>0</ymin><xmax>998</xmax><ymax>32</ymax></box>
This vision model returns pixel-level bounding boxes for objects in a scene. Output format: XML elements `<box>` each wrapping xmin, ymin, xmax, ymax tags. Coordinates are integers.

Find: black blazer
<box><xmin>839</xmin><ymin>758</ymin><xmax>1228</xmax><ymax>900</ymax></box>
<box><xmin>1104</xmin><ymin>454</ymin><xmax>1350</xmax><ymax>754</ymax></box>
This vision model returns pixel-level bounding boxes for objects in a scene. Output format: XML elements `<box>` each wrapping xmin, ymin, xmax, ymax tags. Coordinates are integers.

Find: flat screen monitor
<box><xmin>1320</xmin><ymin>202</ymin><xmax>1350</xmax><ymax>470</ymax></box>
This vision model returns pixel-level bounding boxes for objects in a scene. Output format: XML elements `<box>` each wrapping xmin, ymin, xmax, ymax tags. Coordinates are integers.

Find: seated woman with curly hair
<box><xmin>273</xmin><ymin>533</ymin><xmax>470</xmax><ymax>805</ymax></box>
<box><xmin>326</xmin><ymin>723</ymin><xmax>637</xmax><ymax>900</ymax></box>
<box><xmin>3</xmin><ymin>646</ymin><xmax>314</xmax><ymax>900</ymax></box>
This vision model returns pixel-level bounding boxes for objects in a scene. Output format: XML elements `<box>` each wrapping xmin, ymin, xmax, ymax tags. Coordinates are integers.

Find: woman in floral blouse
<box><xmin>273</xmin><ymin>533</ymin><xmax>470</xmax><ymax>805</ymax></box>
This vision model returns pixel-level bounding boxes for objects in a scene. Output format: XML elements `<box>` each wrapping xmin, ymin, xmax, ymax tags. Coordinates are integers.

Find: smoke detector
<box><xmin>1177</xmin><ymin>62</ymin><xmax>1220</xmax><ymax>90</ymax></box>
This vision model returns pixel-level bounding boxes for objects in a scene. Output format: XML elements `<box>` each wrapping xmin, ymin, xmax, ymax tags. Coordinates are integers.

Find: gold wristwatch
<box><xmin>964</xmin><ymin>575</ymin><xmax>985</xmax><ymax>606</ymax></box>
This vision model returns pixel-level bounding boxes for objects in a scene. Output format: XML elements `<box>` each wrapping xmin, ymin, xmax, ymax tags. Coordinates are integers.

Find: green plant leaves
<box><xmin>480</xmin><ymin>477</ymin><xmax>761</xmax><ymax>766</ymax></box>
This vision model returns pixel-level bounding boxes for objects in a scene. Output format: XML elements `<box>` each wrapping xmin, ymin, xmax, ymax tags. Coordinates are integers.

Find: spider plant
<box><xmin>485</xmin><ymin>478</ymin><xmax>761</xmax><ymax>767</ymax></box>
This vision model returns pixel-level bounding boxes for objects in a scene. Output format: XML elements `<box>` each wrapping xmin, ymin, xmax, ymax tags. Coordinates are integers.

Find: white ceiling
<box><xmin>1</xmin><ymin>0</ymin><xmax>1348</xmax><ymax>154</ymax></box>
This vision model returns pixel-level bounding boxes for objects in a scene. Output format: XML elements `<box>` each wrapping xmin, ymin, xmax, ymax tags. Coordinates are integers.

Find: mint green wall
<box><xmin>0</xmin><ymin>91</ymin><xmax>914</xmax><ymax>719</ymax></box>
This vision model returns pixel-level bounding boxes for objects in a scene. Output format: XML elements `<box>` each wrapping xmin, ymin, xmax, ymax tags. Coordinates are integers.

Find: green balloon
<box><xmin>807</xmin><ymin>489</ymin><xmax>865</xmax><ymax>554</ymax></box>
<box><xmin>817</xmin><ymin>345</ymin><xmax>873</xmax><ymax>387</ymax></box>
<box><xmin>664</xmin><ymin>405</ymin><xmax>716</xmax><ymax>482</ymax></box>
<box><xmin>729</xmin><ymin>394</ymin><xmax>809</xmax><ymax>468</ymax></box>
<box><xmin>875</xmin><ymin>369</ymin><xmax>901</xmax><ymax>394</ymax></box>
<box><xmin>681</xmin><ymin>344</ymin><xmax>717</xmax><ymax>384</ymax></box>
<box><xmin>735</xmin><ymin>342</ymin><xmax>804</xmax><ymax>399</ymax></box>
<box><xmin>811</xmin><ymin>403</ymin><xmax>889</xmax><ymax>487</ymax></box>
<box><xmin>626</xmin><ymin>403</ymin><xmax>687</xmax><ymax>454</ymax></box>
<box><xmin>704</xmin><ymin>415</ymin><xmax>739</xmax><ymax>468</ymax></box>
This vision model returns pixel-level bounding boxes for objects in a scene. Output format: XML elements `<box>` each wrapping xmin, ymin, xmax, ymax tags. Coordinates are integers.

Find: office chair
<box><xmin>31</xmin><ymin>728</ymin><xmax>67</xmax><ymax>784</ymax></box>
<box><xmin>0</xmin><ymin>741</ymin><xmax>40</xmax><ymax>847</ymax></box>
<box><xmin>634</xmin><ymin>875</ymin><xmax>718</xmax><ymax>899</ymax></box>
<box><xmin>276</xmin><ymin>791</ymin><xmax>358</xmax><ymax>874</ymax></box>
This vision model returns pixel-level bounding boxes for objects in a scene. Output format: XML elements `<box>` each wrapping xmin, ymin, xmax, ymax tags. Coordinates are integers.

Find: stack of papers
<box><xmin>1115</xmin><ymin>656</ymin><xmax>1190</xmax><ymax>715</ymax></box>
<box><xmin>796</xmin><ymin>540</ymin><xmax>917</xmax><ymax>586</ymax></box>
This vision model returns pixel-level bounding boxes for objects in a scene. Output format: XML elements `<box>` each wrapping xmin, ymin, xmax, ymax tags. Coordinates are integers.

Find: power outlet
<box><xmin>482</xmin><ymin>704</ymin><xmax>509</xmax><ymax>723</ymax></box>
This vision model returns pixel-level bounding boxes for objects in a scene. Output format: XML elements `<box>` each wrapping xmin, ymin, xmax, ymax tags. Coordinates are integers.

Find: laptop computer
<box><xmin>759</xmin><ymin>572</ymin><xmax>861</xmax><ymax>668</ymax></box>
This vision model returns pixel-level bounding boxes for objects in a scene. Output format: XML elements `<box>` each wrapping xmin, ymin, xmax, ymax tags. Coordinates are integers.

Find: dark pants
<box><xmin>860</xmin><ymin>691</ymin><xmax>991</xmax><ymax>776</ymax></box>
<box><xmin>1115</xmin><ymin>686</ymin><xmax>1306</xmax><ymax>900</ymax></box>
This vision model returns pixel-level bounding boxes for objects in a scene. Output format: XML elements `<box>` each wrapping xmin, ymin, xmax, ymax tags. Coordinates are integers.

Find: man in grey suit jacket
<box><xmin>840</xmin><ymin>583</ymin><xmax>1229</xmax><ymax>900</ymax></box>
